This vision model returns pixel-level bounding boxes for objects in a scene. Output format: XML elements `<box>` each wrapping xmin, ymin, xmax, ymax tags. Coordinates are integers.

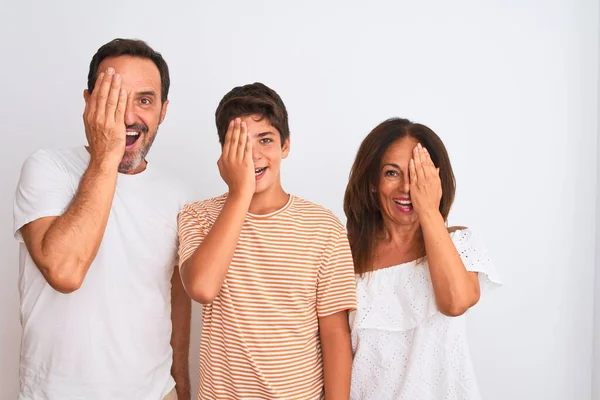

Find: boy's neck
<box><xmin>248</xmin><ymin>183</ymin><xmax>289</xmax><ymax>215</ymax></box>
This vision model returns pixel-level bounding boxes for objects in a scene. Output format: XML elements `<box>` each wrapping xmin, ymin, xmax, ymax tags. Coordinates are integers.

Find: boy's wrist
<box><xmin>227</xmin><ymin>189</ymin><xmax>253</xmax><ymax>206</ymax></box>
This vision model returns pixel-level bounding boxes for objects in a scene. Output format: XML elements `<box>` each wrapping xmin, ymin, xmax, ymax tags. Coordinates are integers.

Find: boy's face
<box><xmin>239</xmin><ymin>114</ymin><xmax>289</xmax><ymax>195</ymax></box>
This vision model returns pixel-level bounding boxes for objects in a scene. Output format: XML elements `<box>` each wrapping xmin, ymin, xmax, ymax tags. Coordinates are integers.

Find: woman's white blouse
<box><xmin>350</xmin><ymin>229</ymin><xmax>502</xmax><ymax>400</ymax></box>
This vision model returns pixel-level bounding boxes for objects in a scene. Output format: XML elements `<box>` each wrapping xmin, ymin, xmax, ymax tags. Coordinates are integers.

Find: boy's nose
<box><xmin>252</xmin><ymin>147</ymin><xmax>261</xmax><ymax>161</ymax></box>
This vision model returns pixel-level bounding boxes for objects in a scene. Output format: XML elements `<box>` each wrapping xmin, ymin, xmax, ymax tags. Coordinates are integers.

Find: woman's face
<box><xmin>377</xmin><ymin>136</ymin><xmax>420</xmax><ymax>228</ymax></box>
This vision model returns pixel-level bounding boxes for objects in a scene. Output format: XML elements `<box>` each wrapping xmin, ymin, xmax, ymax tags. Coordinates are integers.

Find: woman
<box><xmin>344</xmin><ymin>118</ymin><xmax>501</xmax><ymax>399</ymax></box>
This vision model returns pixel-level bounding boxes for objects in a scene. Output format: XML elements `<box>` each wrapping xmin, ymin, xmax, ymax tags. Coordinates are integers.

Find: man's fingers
<box><xmin>106</xmin><ymin>73</ymin><xmax>122</xmax><ymax>122</ymax></box>
<box><xmin>83</xmin><ymin>99</ymin><xmax>91</xmax><ymax>143</ymax></box>
<box><xmin>86</xmin><ymin>72</ymin><xmax>105</xmax><ymax>122</ymax></box>
<box><xmin>95</xmin><ymin>67</ymin><xmax>115</xmax><ymax>123</ymax></box>
<box><xmin>83</xmin><ymin>98</ymin><xmax>89</xmax><ymax>123</ymax></box>
<box><xmin>115</xmin><ymin>89</ymin><xmax>127</xmax><ymax>126</ymax></box>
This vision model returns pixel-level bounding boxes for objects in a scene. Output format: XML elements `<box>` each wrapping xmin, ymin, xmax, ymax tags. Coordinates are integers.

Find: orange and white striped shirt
<box><xmin>178</xmin><ymin>194</ymin><xmax>357</xmax><ymax>399</ymax></box>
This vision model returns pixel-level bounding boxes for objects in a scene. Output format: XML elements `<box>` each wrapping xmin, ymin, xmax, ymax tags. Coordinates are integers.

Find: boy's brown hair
<box><xmin>215</xmin><ymin>82</ymin><xmax>290</xmax><ymax>146</ymax></box>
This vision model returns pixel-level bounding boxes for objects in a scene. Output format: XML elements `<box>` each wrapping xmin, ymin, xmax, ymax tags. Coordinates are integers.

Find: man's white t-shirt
<box><xmin>13</xmin><ymin>146</ymin><xmax>189</xmax><ymax>400</ymax></box>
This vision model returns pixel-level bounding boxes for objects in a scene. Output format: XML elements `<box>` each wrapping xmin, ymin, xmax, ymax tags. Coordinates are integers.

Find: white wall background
<box><xmin>594</xmin><ymin>2</ymin><xmax>600</xmax><ymax>399</ymax></box>
<box><xmin>1</xmin><ymin>1</ymin><xmax>598</xmax><ymax>399</ymax></box>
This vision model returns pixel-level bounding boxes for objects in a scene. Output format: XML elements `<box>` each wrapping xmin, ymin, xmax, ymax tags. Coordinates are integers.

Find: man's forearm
<box><xmin>35</xmin><ymin>159</ymin><xmax>118</xmax><ymax>287</ymax></box>
<box><xmin>171</xmin><ymin>267</ymin><xmax>191</xmax><ymax>399</ymax></box>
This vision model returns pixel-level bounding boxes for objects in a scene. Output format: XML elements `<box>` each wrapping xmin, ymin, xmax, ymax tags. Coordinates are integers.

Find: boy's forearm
<box><xmin>180</xmin><ymin>192</ymin><xmax>252</xmax><ymax>303</ymax></box>
<box><xmin>319</xmin><ymin>311</ymin><xmax>352</xmax><ymax>400</ymax></box>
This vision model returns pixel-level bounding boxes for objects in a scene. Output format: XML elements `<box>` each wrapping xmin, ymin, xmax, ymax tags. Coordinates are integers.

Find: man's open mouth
<box><xmin>126</xmin><ymin>131</ymin><xmax>141</xmax><ymax>147</ymax></box>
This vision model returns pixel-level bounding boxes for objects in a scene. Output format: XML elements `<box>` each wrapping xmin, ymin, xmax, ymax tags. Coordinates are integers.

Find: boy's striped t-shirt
<box><xmin>177</xmin><ymin>194</ymin><xmax>357</xmax><ymax>399</ymax></box>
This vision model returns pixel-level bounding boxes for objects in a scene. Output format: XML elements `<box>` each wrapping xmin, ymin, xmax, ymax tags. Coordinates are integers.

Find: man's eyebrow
<box><xmin>136</xmin><ymin>90</ymin><xmax>157</xmax><ymax>97</ymax></box>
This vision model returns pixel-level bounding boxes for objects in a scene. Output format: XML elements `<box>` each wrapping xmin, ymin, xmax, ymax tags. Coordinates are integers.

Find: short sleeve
<box><xmin>13</xmin><ymin>150</ymin><xmax>74</xmax><ymax>242</ymax></box>
<box><xmin>177</xmin><ymin>203</ymin><xmax>211</xmax><ymax>267</ymax></box>
<box><xmin>451</xmin><ymin>229</ymin><xmax>502</xmax><ymax>294</ymax></box>
<box><xmin>316</xmin><ymin>228</ymin><xmax>357</xmax><ymax>318</ymax></box>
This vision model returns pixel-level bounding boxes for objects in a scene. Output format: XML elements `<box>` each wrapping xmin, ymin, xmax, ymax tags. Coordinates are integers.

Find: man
<box><xmin>13</xmin><ymin>38</ymin><xmax>191</xmax><ymax>400</ymax></box>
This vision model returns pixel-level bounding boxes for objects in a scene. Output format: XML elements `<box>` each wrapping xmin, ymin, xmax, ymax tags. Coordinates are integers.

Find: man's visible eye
<box><xmin>140</xmin><ymin>98</ymin><xmax>151</xmax><ymax>105</ymax></box>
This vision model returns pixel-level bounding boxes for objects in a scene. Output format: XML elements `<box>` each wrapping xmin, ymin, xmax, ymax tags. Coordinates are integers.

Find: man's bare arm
<box><xmin>20</xmin><ymin>68</ymin><xmax>127</xmax><ymax>293</ymax></box>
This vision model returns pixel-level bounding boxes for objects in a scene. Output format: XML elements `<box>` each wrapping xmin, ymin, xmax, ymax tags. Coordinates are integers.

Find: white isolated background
<box><xmin>0</xmin><ymin>1</ymin><xmax>598</xmax><ymax>399</ymax></box>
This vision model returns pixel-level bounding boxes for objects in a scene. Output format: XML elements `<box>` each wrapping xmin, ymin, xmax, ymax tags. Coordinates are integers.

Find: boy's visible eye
<box><xmin>259</xmin><ymin>138</ymin><xmax>273</xmax><ymax>144</ymax></box>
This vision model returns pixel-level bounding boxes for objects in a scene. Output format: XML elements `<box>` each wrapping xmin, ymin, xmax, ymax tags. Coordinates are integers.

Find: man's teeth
<box><xmin>126</xmin><ymin>132</ymin><xmax>140</xmax><ymax>136</ymax></box>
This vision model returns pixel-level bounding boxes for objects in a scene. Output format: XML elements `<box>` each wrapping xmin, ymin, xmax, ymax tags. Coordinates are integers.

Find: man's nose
<box><xmin>124</xmin><ymin>106</ymin><xmax>136</xmax><ymax>126</ymax></box>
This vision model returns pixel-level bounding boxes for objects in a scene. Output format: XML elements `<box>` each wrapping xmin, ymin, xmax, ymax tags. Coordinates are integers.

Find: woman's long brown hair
<box><xmin>343</xmin><ymin>118</ymin><xmax>456</xmax><ymax>276</ymax></box>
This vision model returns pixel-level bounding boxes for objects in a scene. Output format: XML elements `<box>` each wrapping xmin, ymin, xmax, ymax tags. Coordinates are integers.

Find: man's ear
<box><xmin>281</xmin><ymin>137</ymin><xmax>291</xmax><ymax>159</ymax></box>
<box><xmin>159</xmin><ymin>99</ymin><xmax>169</xmax><ymax>124</ymax></box>
<box><xmin>83</xmin><ymin>89</ymin><xmax>90</xmax><ymax>103</ymax></box>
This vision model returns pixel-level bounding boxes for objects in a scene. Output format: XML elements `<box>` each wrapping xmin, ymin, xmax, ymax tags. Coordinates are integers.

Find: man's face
<box><xmin>85</xmin><ymin>55</ymin><xmax>168</xmax><ymax>174</ymax></box>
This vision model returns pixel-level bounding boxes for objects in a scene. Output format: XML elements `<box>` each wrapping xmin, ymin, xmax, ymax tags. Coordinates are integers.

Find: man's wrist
<box><xmin>175</xmin><ymin>381</ymin><xmax>191</xmax><ymax>400</ymax></box>
<box><xmin>88</xmin><ymin>155</ymin><xmax>120</xmax><ymax>174</ymax></box>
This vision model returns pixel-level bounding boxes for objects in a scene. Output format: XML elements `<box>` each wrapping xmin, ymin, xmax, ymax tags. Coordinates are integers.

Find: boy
<box><xmin>177</xmin><ymin>82</ymin><xmax>356</xmax><ymax>399</ymax></box>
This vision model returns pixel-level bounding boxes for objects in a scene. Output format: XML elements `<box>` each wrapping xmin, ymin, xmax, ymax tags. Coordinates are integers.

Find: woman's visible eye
<box><xmin>384</xmin><ymin>170</ymin><xmax>398</xmax><ymax>177</ymax></box>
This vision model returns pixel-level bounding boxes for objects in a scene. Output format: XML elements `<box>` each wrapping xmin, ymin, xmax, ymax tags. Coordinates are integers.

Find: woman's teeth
<box><xmin>255</xmin><ymin>167</ymin><xmax>266</xmax><ymax>175</ymax></box>
<box><xmin>394</xmin><ymin>199</ymin><xmax>412</xmax><ymax>206</ymax></box>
